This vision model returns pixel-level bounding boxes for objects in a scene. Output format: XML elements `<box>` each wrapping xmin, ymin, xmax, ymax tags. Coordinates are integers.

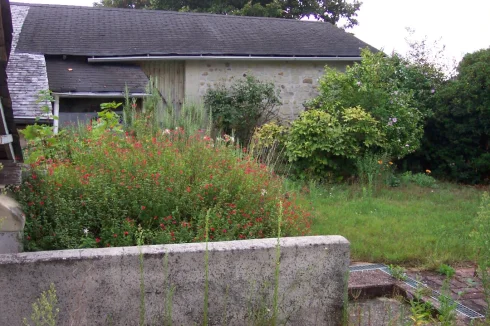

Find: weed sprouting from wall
<box><xmin>23</xmin><ymin>283</ymin><xmax>59</xmax><ymax>326</ymax></box>
<box><xmin>163</xmin><ymin>251</ymin><xmax>174</xmax><ymax>326</ymax></box>
<box><xmin>137</xmin><ymin>226</ymin><xmax>146</xmax><ymax>326</ymax></box>
<box><xmin>272</xmin><ymin>200</ymin><xmax>282</xmax><ymax>326</ymax></box>
<box><xmin>203</xmin><ymin>209</ymin><xmax>210</xmax><ymax>326</ymax></box>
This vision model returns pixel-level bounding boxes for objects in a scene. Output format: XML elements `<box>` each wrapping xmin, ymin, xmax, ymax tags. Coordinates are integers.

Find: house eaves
<box><xmin>88</xmin><ymin>55</ymin><xmax>362</xmax><ymax>63</ymax></box>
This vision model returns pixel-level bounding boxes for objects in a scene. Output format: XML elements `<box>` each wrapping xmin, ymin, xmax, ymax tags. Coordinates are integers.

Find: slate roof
<box><xmin>7</xmin><ymin>4</ymin><xmax>49</xmax><ymax>119</ymax></box>
<box><xmin>45</xmin><ymin>57</ymin><xmax>149</xmax><ymax>93</ymax></box>
<box><xmin>13</xmin><ymin>2</ymin><xmax>375</xmax><ymax>58</ymax></box>
<box><xmin>0</xmin><ymin>0</ymin><xmax>24</xmax><ymax>173</ymax></box>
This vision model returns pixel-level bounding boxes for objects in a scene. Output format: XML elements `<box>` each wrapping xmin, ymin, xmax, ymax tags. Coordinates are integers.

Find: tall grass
<box><xmin>308</xmin><ymin>182</ymin><xmax>482</xmax><ymax>266</ymax></box>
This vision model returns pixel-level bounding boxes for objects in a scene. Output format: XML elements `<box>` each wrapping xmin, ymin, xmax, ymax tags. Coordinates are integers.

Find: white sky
<box><xmin>17</xmin><ymin>0</ymin><xmax>490</xmax><ymax>64</ymax></box>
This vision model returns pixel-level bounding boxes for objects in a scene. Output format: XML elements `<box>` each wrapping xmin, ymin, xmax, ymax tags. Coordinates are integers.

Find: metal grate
<box><xmin>349</xmin><ymin>264</ymin><xmax>386</xmax><ymax>272</ymax></box>
<box><xmin>350</xmin><ymin>264</ymin><xmax>486</xmax><ymax>319</ymax></box>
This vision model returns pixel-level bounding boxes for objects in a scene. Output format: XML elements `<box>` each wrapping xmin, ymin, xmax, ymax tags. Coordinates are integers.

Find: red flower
<box><xmin>141</xmin><ymin>206</ymin><xmax>146</xmax><ymax>210</ymax></box>
<box><xmin>222</xmin><ymin>229</ymin><xmax>227</xmax><ymax>233</ymax></box>
<box><xmin>124</xmin><ymin>231</ymin><xmax>129</xmax><ymax>236</ymax></box>
<box><xmin>113</xmin><ymin>234</ymin><xmax>118</xmax><ymax>238</ymax></box>
<box><xmin>26</xmin><ymin>235</ymin><xmax>31</xmax><ymax>240</ymax></box>
<box><xmin>96</xmin><ymin>238</ymin><xmax>101</xmax><ymax>243</ymax></box>
<box><xmin>39</xmin><ymin>201</ymin><xmax>44</xmax><ymax>206</ymax></box>
<box><xmin>186</xmin><ymin>187</ymin><xmax>191</xmax><ymax>193</ymax></box>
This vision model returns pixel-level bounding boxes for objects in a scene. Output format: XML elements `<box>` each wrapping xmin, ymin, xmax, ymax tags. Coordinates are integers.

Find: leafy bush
<box><xmin>411</xmin><ymin>48</ymin><xmax>490</xmax><ymax>183</ymax></box>
<box><xmin>308</xmin><ymin>49</ymin><xmax>425</xmax><ymax>158</ymax></box>
<box><xmin>204</xmin><ymin>75</ymin><xmax>281</xmax><ymax>145</ymax></box>
<box><xmin>285</xmin><ymin>107</ymin><xmax>383</xmax><ymax>180</ymax></box>
<box><xmin>400</xmin><ymin>171</ymin><xmax>437</xmax><ymax>188</ymax></box>
<box><xmin>12</xmin><ymin>115</ymin><xmax>311</xmax><ymax>251</ymax></box>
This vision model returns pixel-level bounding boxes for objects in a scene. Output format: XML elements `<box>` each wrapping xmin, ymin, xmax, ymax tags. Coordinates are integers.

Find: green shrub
<box><xmin>400</xmin><ymin>171</ymin><xmax>437</xmax><ymax>188</ymax></box>
<box><xmin>308</xmin><ymin>49</ymin><xmax>424</xmax><ymax>159</ymax></box>
<box><xmin>13</xmin><ymin>116</ymin><xmax>311</xmax><ymax>251</ymax></box>
<box><xmin>285</xmin><ymin>107</ymin><xmax>383</xmax><ymax>180</ymax></box>
<box><xmin>410</xmin><ymin>48</ymin><xmax>490</xmax><ymax>184</ymax></box>
<box><xmin>204</xmin><ymin>75</ymin><xmax>281</xmax><ymax>145</ymax></box>
<box><xmin>249</xmin><ymin>122</ymin><xmax>288</xmax><ymax>172</ymax></box>
<box><xmin>437</xmin><ymin>264</ymin><xmax>456</xmax><ymax>278</ymax></box>
<box><xmin>410</xmin><ymin>173</ymin><xmax>437</xmax><ymax>188</ymax></box>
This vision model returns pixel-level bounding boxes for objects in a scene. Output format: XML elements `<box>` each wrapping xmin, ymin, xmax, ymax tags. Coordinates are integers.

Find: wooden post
<box><xmin>53</xmin><ymin>94</ymin><xmax>60</xmax><ymax>134</ymax></box>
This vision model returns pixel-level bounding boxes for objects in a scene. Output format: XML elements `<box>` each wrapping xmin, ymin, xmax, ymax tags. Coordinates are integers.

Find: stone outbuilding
<box><xmin>8</xmin><ymin>2</ymin><xmax>376</xmax><ymax>131</ymax></box>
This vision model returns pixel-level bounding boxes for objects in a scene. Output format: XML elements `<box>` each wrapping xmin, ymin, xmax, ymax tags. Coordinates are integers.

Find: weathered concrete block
<box><xmin>0</xmin><ymin>236</ymin><xmax>349</xmax><ymax>325</ymax></box>
<box><xmin>0</xmin><ymin>195</ymin><xmax>24</xmax><ymax>254</ymax></box>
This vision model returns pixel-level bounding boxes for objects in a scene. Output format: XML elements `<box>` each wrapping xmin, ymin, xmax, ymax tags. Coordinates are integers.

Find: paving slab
<box><xmin>350</xmin><ymin>263</ymin><xmax>488</xmax><ymax>325</ymax></box>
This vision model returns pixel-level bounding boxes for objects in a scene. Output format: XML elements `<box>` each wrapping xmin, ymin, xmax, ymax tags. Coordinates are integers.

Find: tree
<box><xmin>94</xmin><ymin>0</ymin><xmax>362</xmax><ymax>29</ymax></box>
<box><xmin>416</xmin><ymin>48</ymin><xmax>490</xmax><ymax>183</ymax></box>
<box><xmin>93</xmin><ymin>0</ymin><xmax>150</xmax><ymax>9</ymax></box>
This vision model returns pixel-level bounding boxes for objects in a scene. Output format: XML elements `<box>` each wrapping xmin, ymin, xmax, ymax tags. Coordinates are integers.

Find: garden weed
<box><xmin>387</xmin><ymin>265</ymin><xmax>407</xmax><ymax>281</ymax></box>
<box><xmin>437</xmin><ymin>264</ymin><xmax>456</xmax><ymax>278</ymax></box>
<box><xmin>23</xmin><ymin>283</ymin><xmax>59</xmax><ymax>326</ymax></box>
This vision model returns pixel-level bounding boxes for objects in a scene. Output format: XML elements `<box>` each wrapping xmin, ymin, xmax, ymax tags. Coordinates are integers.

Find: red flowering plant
<box><xmin>12</xmin><ymin>113</ymin><xmax>311</xmax><ymax>251</ymax></box>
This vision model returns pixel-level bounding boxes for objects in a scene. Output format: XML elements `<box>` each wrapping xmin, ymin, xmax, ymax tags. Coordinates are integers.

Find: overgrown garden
<box><xmin>11</xmin><ymin>44</ymin><xmax>490</xmax><ymax>270</ymax></box>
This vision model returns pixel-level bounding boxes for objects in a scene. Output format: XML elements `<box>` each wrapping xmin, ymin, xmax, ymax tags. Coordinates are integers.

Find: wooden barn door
<box><xmin>140</xmin><ymin>61</ymin><xmax>185</xmax><ymax>112</ymax></box>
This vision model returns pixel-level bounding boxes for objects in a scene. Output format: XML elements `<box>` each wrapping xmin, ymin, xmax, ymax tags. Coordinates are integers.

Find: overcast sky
<box><xmin>17</xmin><ymin>0</ymin><xmax>490</xmax><ymax>65</ymax></box>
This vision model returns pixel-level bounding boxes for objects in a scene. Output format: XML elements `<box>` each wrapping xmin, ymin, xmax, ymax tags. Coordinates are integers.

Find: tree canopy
<box><xmin>93</xmin><ymin>0</ymin><xmax>362</xmax><ymax>29</ymax></box>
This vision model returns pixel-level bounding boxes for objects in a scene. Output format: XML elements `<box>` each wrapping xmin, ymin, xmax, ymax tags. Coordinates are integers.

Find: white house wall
<box><xmin>184</xmin><ymin>60</ymin><xmax>350</xmax><ymax>119</ymax></box>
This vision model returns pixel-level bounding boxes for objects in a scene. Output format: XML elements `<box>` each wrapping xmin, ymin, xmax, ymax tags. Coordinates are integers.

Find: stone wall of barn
<box><xmin>184</xmin><ymin>60</ymin><xmax>351</xmax><ymax>119</ymax></box>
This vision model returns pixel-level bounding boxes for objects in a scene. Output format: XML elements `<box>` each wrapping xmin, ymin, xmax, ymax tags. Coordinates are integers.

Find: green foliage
<box><xmin>436</xmin><ymin>276</ymin><xmax>457</xmax><ymax>325</ymax></box>
<box><xmin>204</xmin><ymin>75</ymin><xmax>281</xmax><ymax>145</ymax></box>
<box><xmin>472</xmin><ymin>192</ymin><xmax>490</xmax><ymax>318</ymax></box>
<box><xmin>95</xmin><ymin>0</ymin><xmax>362</xmax><ymax>28</ymax></box>
<box><xmin>308</xmin><ymin>49</ymin><xmax>425</xmax><ymax>159</ymax></box>
<box><xmin>251</xmin><ymin>122</ymin><xmax>286</xmax><ymax>149</ymax></box>
<box><xmin>413</xmin><ymin>48</ymin><xmax>490</xmax><ymax>184</ymax></box>
<box><xmin>355</xmin><ymin>152</ymin><xmax>395</xmax><ymax>196</ymax></box>
<box><xmin>400</xmin><ymin>171</ymin><xmax>438</xmax><ymax>188</ymax></box>
<box><xmin>387</xmin><ymin>264</ymin><xmax>407</xmax><ymax>281</ymax></box>
<box><xmin>90</xmin><ymin>101</ymin><xmax>123</xmax><ymax>137</ymax></box>
<box><xmin>285</xmin><ymin>107</ymin><xmax>383</xmax><ymax>180</ymax></box>
<box><xmin>250</xmin><ymin>122</ymin><xmax>288</xmax><ymax>172</ymax></box>
<box><xmin>20</xmin><ymin>90</ymin><xmax>67</xmax><ymax>164</ymax></box>
<box><xmin>13</xmin><ymin>112</ymin><xmax>311</xmax><ymax>251</ymax></box>
<box><xmin>93</xmin><ymin>0</ymin><xmax>150</xmax><ymax>8</ymax></box>
<box><xmin>408</xmin><ymin>284</ymin><xmax>434</xmax><ymax>326</ymax></box>
<box><xmin>309</xmin><ymin>182</ymin><xmax>480</xmax><ymax>265</ymax></box>
<box><xmin>437</xmin><ymin>264</ymin><xmax>456</xmax><ymax>278</ymax></box>
<box><xmin>23</xmin><ymin>283</ymin><xmax>59</xmax><ymax>326</ymax></box>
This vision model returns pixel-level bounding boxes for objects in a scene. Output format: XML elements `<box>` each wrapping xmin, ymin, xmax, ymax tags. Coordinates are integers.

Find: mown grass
<box><xmin>297</xmin><ymin>182</ymin><xmax>484</xmax><ymax>267</ymax></box>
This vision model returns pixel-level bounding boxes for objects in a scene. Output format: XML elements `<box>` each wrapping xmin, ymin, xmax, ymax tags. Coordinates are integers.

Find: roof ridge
<box><xmin>11</xmin><ymin>2</ymin><xmax>343</xmax><ymax>29</ymax></box>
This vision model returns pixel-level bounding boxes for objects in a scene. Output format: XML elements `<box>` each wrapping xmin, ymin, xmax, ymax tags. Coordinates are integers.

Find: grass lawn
<box><xmin>301</xmin><ymin>182</ymin><xmax>485</xmax><ymax>268</ymax></box>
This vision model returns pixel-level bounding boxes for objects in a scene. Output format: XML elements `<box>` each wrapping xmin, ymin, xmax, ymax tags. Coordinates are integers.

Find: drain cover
<box><xmin>350</xmin><ymin>264</ymin><xmax>486</xmax><ymax>319</ymax></box>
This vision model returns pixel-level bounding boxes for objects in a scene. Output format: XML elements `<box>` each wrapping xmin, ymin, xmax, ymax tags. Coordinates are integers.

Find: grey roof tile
<box><xmin>7</xmin><ymin>4</ymin><xmax>49</xmax><ymax>119</ymax></box>
<box><xmin>45</xmin><ymin>57</ymin><xmax>148</xmax><ymax>93</ymax></box>
<box><xmin>13</xmin><ymin>2</ymin><xmax>376</xmax><ymax>58</ymax></box>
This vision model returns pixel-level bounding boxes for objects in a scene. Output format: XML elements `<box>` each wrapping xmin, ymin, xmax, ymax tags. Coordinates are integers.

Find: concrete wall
<box><xmin>0</xmin><ymin>236</ymin><xmax>349</xmax><ymax>326</ymax></box>
<box><xmin>185</xmin><ymin>60</ymin><xmax>350</xmax><ymax>119</ymax></box>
